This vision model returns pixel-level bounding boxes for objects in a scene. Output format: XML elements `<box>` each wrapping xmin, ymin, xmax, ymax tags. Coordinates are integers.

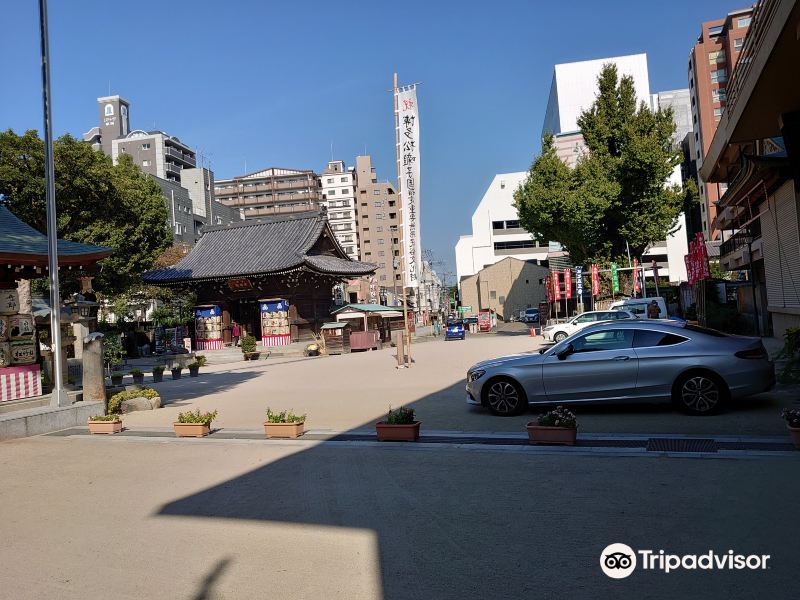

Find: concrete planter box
<box><xmin>173</xmin><ymin>423</ymin><xmax>210</xmax><ymax>438</ymax></box>
<box><xmin>375</xmin><ymin>421</ymin><xmax>421</xmax><ymax>442</ymax></box>
<box><xmin>264</xmin><ymin>421</ymin><xmax>305</xmax><ymax>439</ymax></box>
<box><xmin>526</xmin><ymin>424</ymin><xmax>577</xmax><ymax>446</ymax></box>
<box><xmin>789</xmin><ymin>426</ymin><xmax>800</xmax><ymax>449</ymax></box>
<box><xmin>87</xmin><ymin>419</ymin><xmax>122</xmax><ymax>434</ymax></box>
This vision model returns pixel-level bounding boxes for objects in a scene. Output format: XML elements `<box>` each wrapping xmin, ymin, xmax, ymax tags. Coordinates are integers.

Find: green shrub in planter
<box><xmin>265</xmin><ymin>408</ymin><xmax>306</xmax><ymax>423</ymax></box>
<box><xmin>152</xmin><ymin>365</ymin><xmax>165</xmax><ymax>382</ymax></box>
<box><xmin>89</xmin><ymin>414</ymin><xmax>120</xmax><ymax>422</ymax></box>
<box><xmin>240</xmin><ymin>335</ymin><xmax>257</xmax><ymax>355</ymax></box>
<box><xmin>130</xmin><ymin>368</ymin><xmax>144</xmax><ymax>384</ymax></box>
<box><xmin>385</xmin><ymin>406</ymin><xmax>416</xmax><ymax>425</ymax></box>
<box><xmin>110</xmin><ymin>372</ymin><xmax>124</xmax><ymax>385</ymax></box>
<box><xmin>195</xmin><ymin>355</ymin><xmax>208</xmax><ymax>367</ymax></box>
<box><xmin>188</xmin><ymin>361</ymin><xmax>201</xmax><ymax>377</ymax></box>
<box><xmin>171</xmin><ymin>366</ymin><xmax>183</xmax><ymax>380</ymax></box>
<box><xmin>177</xmin><ymin>409</ymin><xmax>218</xmax><ymax>426</ymax></box>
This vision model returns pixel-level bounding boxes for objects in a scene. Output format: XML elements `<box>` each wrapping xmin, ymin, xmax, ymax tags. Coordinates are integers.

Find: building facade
<box><xmin>180</xmin><ymin>168</ymin><xmax>240</xmax><ymax>228</ymax></box>
<box><xmin>455</xmin><ymin>172</ymin><xmax>549</xmax><ymax>285</ymax></box>
<box><xmin>320</xmin><ymin>160</ymin><xmax>359</xmax><ymax>258</ymax></box>
<box><xmin>688</xmin><ymin>6</ymin><xmax>754</xmax><ymax>240</ymax></box>
<box><xmin>459</xmin><ymin>257</ymin><xmax>549</xmax><ymax>321</ymax></box>
<box><xmin>354</xmin><ymin>155</ymin><xmax>403</xmax><ymax>290</ymax></box>
<box><xmin>215</xmin><ymin>168</ymin><xmax>321</xmax><ymax>219</ymax></box>
<box><xmin>701</xmin><ymin>0</ymin><xmax>800</xmax><ymax>338</ymax></box>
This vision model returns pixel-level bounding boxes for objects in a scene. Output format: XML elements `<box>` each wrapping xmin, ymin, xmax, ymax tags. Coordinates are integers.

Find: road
<box><xmin>0</xmin><ymin>435</ymin><xmax>796</xmax><ymax>600</ymax></box>
<box><xmin>116</xmin><ymin>325</ymin><xmax>796</xmax><ymax>437</ymax></box>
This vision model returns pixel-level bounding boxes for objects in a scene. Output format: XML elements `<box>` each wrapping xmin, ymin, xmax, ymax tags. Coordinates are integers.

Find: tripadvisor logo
<box><xmin>600</xmin><ymin>543</ymin><xmax>770</xmax><ymax>579</ymax></box>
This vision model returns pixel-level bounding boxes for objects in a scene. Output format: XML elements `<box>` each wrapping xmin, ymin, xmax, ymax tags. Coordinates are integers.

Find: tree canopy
<box><xmin>514</xmin><ymin>64</ymin><xmax>696</xmax><ymax>265</ymax></box>
<box><xmin>0</xmin><ymin>129</ymin><xmax>171</xmax><ymax>294</ymax></box>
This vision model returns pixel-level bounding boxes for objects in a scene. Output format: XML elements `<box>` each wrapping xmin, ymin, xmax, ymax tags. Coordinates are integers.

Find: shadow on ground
<box><xmin>145</xmin><ymin>370</ymin><xmax>263</xmax><ymax>408</ymax></box>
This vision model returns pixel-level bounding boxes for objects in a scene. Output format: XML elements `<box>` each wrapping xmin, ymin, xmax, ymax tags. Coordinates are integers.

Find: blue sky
<box><xmin>1</xmin><ymin>0</ymin><xmax>739</xmax><ymax>280</ymax></box>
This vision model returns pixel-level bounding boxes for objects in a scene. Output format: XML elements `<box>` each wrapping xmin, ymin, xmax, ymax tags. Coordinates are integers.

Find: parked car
<box><xmin>609</xmin><ymin>296</ymin><xmax>669</xmax><ymax>319</ymax></box>
<box><xmin>445</xmin><ymin>320</ymin><xmax>466</xmax><ymax>340</ymax></box>
<box><xmin>541</xmin><ymin>309</ymin><xmax>637</xmax><ymax>342</ymax></box>
<box><xmin>466</xmin><ymin>320</ymin><xmax>774</xmax><ymax>416</ymax></box>
<box><xmin>521</xmin><ymin>308</ymin><xmax>540</xmax><ymax>323</ymax></box>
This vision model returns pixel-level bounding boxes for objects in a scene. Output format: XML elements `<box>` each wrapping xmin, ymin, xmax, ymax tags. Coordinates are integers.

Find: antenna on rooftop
<box><xmin>107</xmin><ymin>80</ymin><xmax>111</xmax><ymax>95</ymax></box>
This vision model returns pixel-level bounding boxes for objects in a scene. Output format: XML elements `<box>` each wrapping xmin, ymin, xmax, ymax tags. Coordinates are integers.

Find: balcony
<box><xmin>720</xmin><ymin>221</ymin><xmax>763</xmax><ymax>270</ymax></box>
<box><xmin>164</xmin><ymin>146</ymin><xmax>196</xmax><ymax>166</ymax></box>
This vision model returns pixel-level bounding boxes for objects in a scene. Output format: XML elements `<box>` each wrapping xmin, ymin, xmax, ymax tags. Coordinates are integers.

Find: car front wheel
<box><xmin>484</xmin><ymin>378</ymin><xmax>527</xmax><ymax>416</ymax></box>
<box><xmin>553</xmin><ymin>332</ymin><xmax>568</xmax><ymax>342</ymax></box>
<box><xmin>674</xmin><ymin>372</ymin><xmax>725</xmax><ymax>415</ymax></box>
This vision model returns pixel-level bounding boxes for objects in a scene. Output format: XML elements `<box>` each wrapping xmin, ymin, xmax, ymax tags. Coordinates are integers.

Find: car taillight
<box><xmin>735</xmin><ymin>346</ymin><xmax>767</xmax><ymax>359</ymax></box>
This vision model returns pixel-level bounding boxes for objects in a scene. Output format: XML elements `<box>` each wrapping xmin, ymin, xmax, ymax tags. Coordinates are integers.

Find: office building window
<box><xmin>389</xmin><ymin>212</ymin><xmax>397</xmax><ymax>220</ymax></box>
<box><xmin>376</xmin><ymin>226</ymin><xmax>383</xmax><ymax>232</ymax></box>
<box><xmin>490</xmin><ymin>291</ymin><xmax>497</xmax><ymax>299</ymax></box>
<box><xmin>738</xmin><ymin>16</ymin><xmax>751</xmax><ymax>27</ymax></box>
<box><xmin>708</xmin><ymin>25</ymin><xmax>723</xmax><ymax>36</ymax></box>
<box><xmin>327</xmin><ymin>178</ymin><xmax>334</xmax><ymax>183</ymax></box>
<box><xmin>395</xmin><ymin>274</ymin><xmax>401</xmax><ymax>281</ymax></box>
<box><xmin>142</xmin><ymin>160</ymin><xmax>150</xmax><ymax>167</ymax></box>
<box><xmin>376</xmin><ymin>213</ymin><xmax>385</xmax><ymax>220</ymax></box>
<box><xmin>708</xmin><ymin>50</ymin><xmax>726</xmax><ymax>64</ymax></box>
<box><xmin>505</xmin><ymin>219</ymin><xmax>520</xmax><ymax>229</ymax></box>
<box><xmin>340</xmin><ymin>177</ymin><xmax>348</xmax><ymax>182</ymax></box>
<box><xmin>714</xmin><ymin>107</ymin><xmax>724</xmax><ymax>119</ymax></box>
<box><xmin>378</xmin><ymin>239</ymin><xmax>385</xmax><ymax>245</ymax></box>
<box><xmin>374</xmin><ymin>201</ymin><xmax>383</xmax><ymax>207</ymax></box>
<box><xmin>710</xmin><ymin>68</ymin><xmax>727</xmax><ymax>83</ymax></box>
<box><xmin>492</xmin><ymin>220</ymin><xmax>505</xmax><ymax>230</ymax></box>
<box><xmin>712</xmin><ymin>88</ymin><xmax>727</xmax><ymax>102</ymax></box>
<box><xmin>104</xmin><ymin>104</ymin><xmax>114</xmax><ymax>116</ymax></box>
<box><xmin>142</xmin><ymin>143</ymin><xmax>151</xmax><ymax>150</ymax></box>
<box><xmin>734</xmin><ymin>37</ymin><xmax>744</xmax><ymax>51</ymax></box>
<box><xmin>388</xmin><ymin>200</ymin><xmax>396</xmax><ymax>207</ymax></box>
<box><xmin>373</xmin><ymin>190</ymin><xmax>380</xmax><ymax>195</ymax></box>
<box><xmin>378</xmin><ymin>251</ymin><xmax>385</xmax><ymax>257</ymax></box>
<box><xmin>494</xmin><ymin>240</ymin><xmax>535</xmax><ymax>250</ymax></box>
<box><xmin>328</xmin><ymin>189</ymin><xmax>335</xmax><ymax>195</ymax></box>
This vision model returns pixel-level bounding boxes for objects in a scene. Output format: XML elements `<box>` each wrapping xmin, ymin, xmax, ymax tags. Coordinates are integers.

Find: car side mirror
<box><xmin>538</xmin><ymin>348</ymin><xmax>546</xmax><ymax>354</ymax></box>
<box><xmin>557</xmin><ymin>344</ymin><xmax>574</xmax><ymax>360</ymax></box>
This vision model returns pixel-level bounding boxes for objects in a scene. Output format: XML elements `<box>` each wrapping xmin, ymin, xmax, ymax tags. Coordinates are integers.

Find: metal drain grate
<box><xmin>646</xmin><ymin>438</ymin><xmax>717</xmax><ymax>453</ymax></box>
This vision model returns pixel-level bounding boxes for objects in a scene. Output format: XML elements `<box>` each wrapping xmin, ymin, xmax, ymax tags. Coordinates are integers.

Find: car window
<box><xmin>614</xmin><ymin>312</ymin><xmax>631</xmax><ymax>319</ymax></box>
<box><xmin>600</xmin><ymin>312</ymin><xmax>617</xmax><ymax>321</ymax></box>
<box><xmin>571</xmin><ymin>329</ymin><xmax>634</xmax><ymax>353</ymax></box>
<box><xmin>633</xmin><ymin>330</ymin><xmax>688</xmax><ymax>348</ymax></box>
<box><xmin>574</xmin><ymin>313</ymin><xmax>596</xmax><ymax>324</ymax></box>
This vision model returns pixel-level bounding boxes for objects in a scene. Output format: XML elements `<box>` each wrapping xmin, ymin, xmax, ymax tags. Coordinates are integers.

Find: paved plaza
<box><xmin>117</xmin><ymin>328</ymin><xmax>795</xmax><ymax>438</ymax></box>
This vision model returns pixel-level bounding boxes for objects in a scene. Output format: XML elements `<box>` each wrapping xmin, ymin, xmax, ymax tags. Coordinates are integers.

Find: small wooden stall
<box><xmin>0</xmin><ymin>205</ymin><xmax>110</xmax><ymax>404</ymax></box>
<box><xmin>193</xmin><ymin>305</ymin><xmax>224</xmax><ymax>350</ymax></box>
<box><xmin>320</xmin><ymin>321</ymin><xmax>351</xmax><ymax>354</ymax></box>
<box><xmin>332</xmin><ymin>303</ymin><xmax>404</xmax><ymax>350</ymax></box>
<box><xmin>260</xmin><ymin>298</ymin><xmax>291</xmax><ymax>347</ymax></box>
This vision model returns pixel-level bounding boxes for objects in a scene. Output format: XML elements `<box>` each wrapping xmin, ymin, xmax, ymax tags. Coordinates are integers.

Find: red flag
<box><xmin>564</xmin><ymin>269</ymin><xmax>572</xmax><ymax>300</ymax></box>
<box><xmin>633</xmin><ymin>258</ymin><xmax>640</xmax><ymax>294</ymax></box>
<box><xmin>545</xmin><ymin>274</ymin><xmax>553</xmax><ymax>303</ymax></box>
<box><xmin>684</xmin><ymin>255</ymin><xmax>693</xmax><ymax>286</ymax></box>
<box><xmin>591</xmin><ymin>264</ymin><xmax>600</xmax><ymax>296</ymax></box>
<box><xmin>553</xmin><ymin>271</ymin><xmax>562</xmax><ymax>301</ymax></box>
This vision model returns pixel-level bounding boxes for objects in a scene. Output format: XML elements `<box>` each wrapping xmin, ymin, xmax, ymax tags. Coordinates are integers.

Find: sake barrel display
<box><xmin>0</xmin><ymin>316</ymin><xmax>8</xmax><ymax>341</ymax></box>
<box><xmin>260</xmin><ymin>299</ymin><xmax>291</xmax><ymax>347</ymax></box>
<box><xmin>0</xmin><ymin>289</ymin><xmax>20</xmax><ymax>315</ymax></box>
<box><xmin>10</xmin><ymin>340</ymin><xmax>36</xmax><ymax>365</ymax></box>
<box><xmin>0</xmin><ymin>341</ymin><xmax>11</xmax><ymax>367</ymax></box>
<box><xmin>9</xmin><ymin>314</ymin><xmax>35</xmax><ymax>339</ymax></box>
<box><xmin>193</xmin><ymin>305</ymin><xmax>223</xmax><ymax>350</ymax></box>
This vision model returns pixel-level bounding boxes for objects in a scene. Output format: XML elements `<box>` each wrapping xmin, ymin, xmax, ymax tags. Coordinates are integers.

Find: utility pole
<box><xmin>38</xmin><ymin>0</ymin><xmax>69</xmax><ymax>407</ymax></box>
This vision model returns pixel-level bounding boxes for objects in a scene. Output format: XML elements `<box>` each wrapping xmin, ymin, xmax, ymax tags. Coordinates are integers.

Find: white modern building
<box><xmin>320</xmin><ymin>160</ymin><xmax>359</xmax><ymax>258</ymax></box>
<box><xmin>543</xmin><ymin>53</ymin><xmax>651</xmax><ymax>138</ymax></box>
<box><xmin>455</xmin><ymin>172</ymin><xmax>549</xmax><ymax>285</ymax></box>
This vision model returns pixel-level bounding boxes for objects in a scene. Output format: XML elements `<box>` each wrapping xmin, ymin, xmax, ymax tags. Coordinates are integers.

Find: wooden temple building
<box><xmin>143</xmin><ymin>210</ymin><xmax>376</xmax><ymax>347</ymax></box>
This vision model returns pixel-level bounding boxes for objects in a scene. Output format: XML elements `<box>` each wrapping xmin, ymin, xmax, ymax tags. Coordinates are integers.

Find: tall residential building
<box><xmin>455</xmin><ymin>172</ymin><xmax>550</xmax><ymax>284</ymax></box>
<box><xmin>215</xmin><ymin>168</ymin><xmax>321</xmax><ymax>218</ymax></box>
<box><xmin>688</xmin><ymin>6</ymin><xmax>754</xmax><ymax>240</ymax></box>
<box><xmin>83</xmin><ymin>96</ymin><xmax>197</xmax><ymax>183</ymax></box>
<box><xmin>652</xmin><ymin>89</ymin><xmax>693</xmax><ymax>144</ymax></box>
<box><xmin>320</xmin><ymin>160</ymin><xmax>359</xmax><ymax>258</ymax></box>
<box><xmin>354</xmin><ymin>155</ymin><xmax>402</xmax><ymax>289</ymax></box>
<box><xmin>180</xmin><ymin>168</ymin><xmax>241</xmax><ymax>227</ymax></box>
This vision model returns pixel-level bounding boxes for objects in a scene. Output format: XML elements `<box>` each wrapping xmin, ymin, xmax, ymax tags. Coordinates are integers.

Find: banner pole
<box><xmin>394</xmin><ymin>72</ymin><xmax>411</xmax><ymax>367</ymax></box>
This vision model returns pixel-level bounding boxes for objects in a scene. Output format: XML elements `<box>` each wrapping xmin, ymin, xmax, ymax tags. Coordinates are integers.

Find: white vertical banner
<box><xmin>397</xmin><ymin>85</ymin><xmax>421</xmax><ymax>289</ymax></box>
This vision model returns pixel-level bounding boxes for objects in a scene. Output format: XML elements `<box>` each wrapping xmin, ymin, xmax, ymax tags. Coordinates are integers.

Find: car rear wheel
<box><xmin>553</xmin><ymin>332</ymin><xmax>568</xmax><ymax>342</ymax></box>
<box><xmin>674</xmin><ymin>372</ymin><xmax>725</xmax><ymax>415</ymax></box>
<box><xmin>484</xmin><ymin>378</ymin><xmax>527</xmax><ymax>416</ymax></box>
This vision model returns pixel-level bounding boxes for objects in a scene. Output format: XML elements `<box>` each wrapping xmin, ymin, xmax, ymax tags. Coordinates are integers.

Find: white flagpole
<box><xmin>394</xmin><ymin>73</ymin><xmax>411</xmax><ymax>367</ymax></box>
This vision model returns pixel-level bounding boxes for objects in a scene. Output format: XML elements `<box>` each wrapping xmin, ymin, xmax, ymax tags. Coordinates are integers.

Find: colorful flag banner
<box><xmin>575</xmin><ymin>266</ymin><xmax>584</xmax><ymax>300</ymax></box>
<box><xmin>633</xmin><ymin>258</ymin><xmax>640</xmax><ymax>294</ymax></box>
<box><xmin>397</xmin><ymin>84</ymin><xmax>421</xmax><ymax>289</ymax></box>
<box><xmin>591</xmin><ymin>264</ymin><xmax>600</xmax><ymax>296</ymax></box>
<box><xmin>611</xmin><ymin>263</ymin><xmax>620</xmax><ymax>294</ymax></box>
<box><xmin>545</xmin><ymin>274</ymin><xmax>553</xmax><ymax>303</ymax></box>
<box><xmin>564</xmin><ymin>268</ymin><xmax>572</xmax><ymax>300</ymax></box>
<box><xmin>553</xmin><ymin>270</ymin><xmax>562</xmax><ymax>301</ymax></box>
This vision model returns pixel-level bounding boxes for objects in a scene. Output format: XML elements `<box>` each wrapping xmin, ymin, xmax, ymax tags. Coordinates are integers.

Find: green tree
<box><xmin>515</xmin><ymin>64</ymin><xmax>695</xmax><ymax>265</ymax></box>
<box><xmin>0</xmin><ymin>129</ymin><xmax>171</xmax><ymax>294</ymax></box>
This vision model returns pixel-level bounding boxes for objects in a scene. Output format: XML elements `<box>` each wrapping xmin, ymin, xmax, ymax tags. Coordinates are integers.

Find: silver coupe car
<box><xmin>466</xmin><ymin>320</ymin><xmax>775</xmax><ymax>415</ymax></box>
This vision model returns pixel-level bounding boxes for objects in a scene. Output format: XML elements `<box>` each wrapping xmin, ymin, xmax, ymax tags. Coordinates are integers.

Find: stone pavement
<box><xmin>0</xmin><ymin>435</ymin><xmax>796</xmax><ymax>600</ymax></box>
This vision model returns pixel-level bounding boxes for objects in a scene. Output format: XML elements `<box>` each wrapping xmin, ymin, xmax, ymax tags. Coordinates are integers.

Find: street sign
<box><xmin>575</xmin><ymin>266</ymin><xmax>583</xmax><ymax>300</ymax></box>
<box><xmin>611</xmin><ymin>263</ymin><xmax>620</xmax><ymax>294</ymax></box>
<box><xmin>458</xmin><ymin>305</ymin><xmax>472</xmax><ymax>314</ymax></box>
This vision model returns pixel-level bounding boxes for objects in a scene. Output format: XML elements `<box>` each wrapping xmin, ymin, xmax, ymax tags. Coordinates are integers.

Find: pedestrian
<box><xmin>647</xmin><ymin>300</ymin><xmax>661</xmax><ymax>319</ymax></box>
<box><xmin>232</xmin><ymin>321</ymin><xmax>240</xmax><ymax>347</ymax></box>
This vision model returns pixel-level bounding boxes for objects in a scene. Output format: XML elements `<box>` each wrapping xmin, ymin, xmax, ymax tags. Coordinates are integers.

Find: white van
<box><xmin>609</xmin><ymin>297</ymin><xmax>669</xmax><ymax>319</ymax></box>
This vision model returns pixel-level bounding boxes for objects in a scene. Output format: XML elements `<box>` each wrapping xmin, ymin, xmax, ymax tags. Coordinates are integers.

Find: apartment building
<box><xmin>320</xmin><ymin>160</ymin><xmax>359</xmax><ymax>258</ymax></box>
<box><xmin>215</xmin><ymin>168</ymin><xmax>321</xmax><ymax>218</ymax></box>
<box><xmin>688</xmin><ymin>6</ymin><xmax>754</xmax><ymax>239</ymax></box>
<box><xmin>180</xmin><ymin>168</ymin><xmax>240</xmax><ymax>227</ymax></box>
<box><xmin>83</xmin><ymin>96</ymin><xmax>197</xmax><ymax>184</ymax></box>
<box><xmin>354</xmin><ymin>155</ymin><xmax>402</xmax><ymax>289</ymax></box>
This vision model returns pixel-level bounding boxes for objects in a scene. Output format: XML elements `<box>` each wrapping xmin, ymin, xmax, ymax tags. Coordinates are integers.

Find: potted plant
<box><xmin>187</xmin><ymin>361</ymin><xmax>200</xmax><ymax>377</ymax></box>
<box><xmin>152</xmin><ymin>365</ymin><xmax>165</xmax><ymax>383</ymax></box>
<box><xmin>264</xmin><ymin>408</ymin><xmax>306</xmax><ymax>438</ymax></box>
<box><xmin>110</xmin><ymin>371</ymin><xmax>124</xmax><ymax>386</ymax></box>
<box><xmin>527</xmin><ymin>406</ymin><xmax>578</xmax><ymax>446</ymax></box>
<box><xmin>170</xmin><ymin>365</ymin><xmax>183</xmax><ymax>380</ymax></box>
<box><xmin>376</xmin><ymin>406</ymin><xmax>420</xmax><ymax>441</ymax></box>
<box><xmin>195</xmin><ymin>355</ymin><xmax>208</xmax><ymax>367</ymax></box>
<box><xmin>241</xmin><ymin>335</ymin><xmax>260</xmax><ymax>360</ymax></box>
<box><xmin>130</xmin><ymin>368</ymin><xmax>144</xmax><ymax>385</ymax></box>
<box><xmin>87</xmin><ymin>414</ymin><xmax>123</xmax><ymax>434</ymax></box>
<box><xmin>781</xmin><ymin>408</ymin><xmax>800</xmax><ymax>449</ymax></box>
<box><xmin>173</xmin><ymin>409</ymin><xmax>218</xmax><ymax>437</ymax></box>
